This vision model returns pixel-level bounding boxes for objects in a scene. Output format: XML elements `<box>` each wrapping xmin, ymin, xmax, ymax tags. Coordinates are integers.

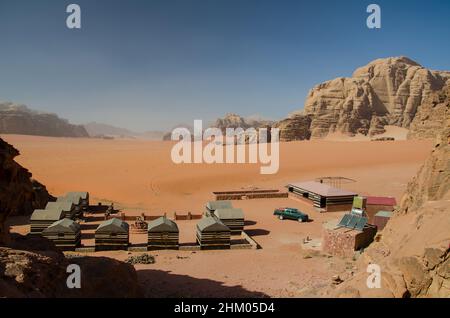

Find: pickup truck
<box><xmin>273</xmin><ymin>207</ymin><xmax>309</xmax><ymax>222</ymax></box>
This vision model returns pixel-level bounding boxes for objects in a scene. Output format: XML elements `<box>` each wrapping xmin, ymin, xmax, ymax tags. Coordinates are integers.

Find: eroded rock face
<box><xmin>327</xmin><ymin>124</ymin><xmax>450</xmax><ymax>298</ymax></box>
<box><xmin>0</xmin><ymin>103</ymin><xmax>89</xmax><ymax>137</ymax></box>
<box><xmin>282</xmin><ymin>57</ymin><xmax>449</xmax><ymax>140</ymax></box>
<box><xmin>0</xmin><ymin>235</ymin><xmax>142</xmax><ymax>297</ymax></box>
<box><xmin>0</xmin><ymin>138</ymin><xmax>54</xmax><ymax>244</ymax></box>
<box><xmin>273</xmin><ymin>114</ymin><xmax>312</xmax><ymax>141</ymax></box>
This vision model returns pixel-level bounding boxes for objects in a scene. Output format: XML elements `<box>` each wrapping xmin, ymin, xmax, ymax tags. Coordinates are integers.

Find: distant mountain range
<box><xmin>0</xmin><ymin>103</ymin><xmax>89</xmax><ymax>137</ymax></box>
<box><xmin>84</xmin><ymin>122</ymin><xmax>165</xmax><ymax>140</ymax></box>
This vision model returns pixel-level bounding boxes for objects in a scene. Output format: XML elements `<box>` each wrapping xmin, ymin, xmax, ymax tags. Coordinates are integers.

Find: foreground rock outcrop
<box><xmin>0</xmin><ymin>103</ymin><xmax>89</xmax><ymax>137</ymax></box>
<box><xmin>0</xmin><ymin>138</ymin><xmax>54</xmax><ymax>244</ymax></box>
<box><xmin>327</xmin><ymin>121</ymin><xmax>449</xmax><ymax>298</ymax></box>
<box><xmin>280</xmin><ymin>57</ymin><xmax>450</xmax><ymax>140</ymax></box>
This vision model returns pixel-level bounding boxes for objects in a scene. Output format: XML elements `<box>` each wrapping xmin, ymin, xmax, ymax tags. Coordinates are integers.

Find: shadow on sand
<box><xmin>137</xmin><ymin>269</ymin><xmax>269</xmax><ymax>298</ymax></box>
<box><xmin>244</xmin><ymin>229</ymin><xmax>270</xmax><ymax>237</ymax></box>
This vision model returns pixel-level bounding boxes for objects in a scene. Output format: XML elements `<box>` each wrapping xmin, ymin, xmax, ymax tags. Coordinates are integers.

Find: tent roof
<box><xmin>197</xmin><ymin>216</ymin><xmax>229</xmax><ymax>232</ymax></box>
<box><xmin>214</xmin><ymin>208</ymin><xmax>244</xmax><ymax>220</ymax></box>
<box><xmin>30</xmin><ymin>209</ymin><xmax>65</xmax><ymax>221</ymax></box>
<box><xmin>96</xmin><ymin>218</ymin><xmax>129</xmax><ymax>233</ymax></box>
<box><xmin>287</xmin><ymin>181</ymin><xmax>357</xmax><ymax>197</ymax></box>
<box><xmin>148</xmin><ymin>217</ymin><xmax>179</xmax><ymax>232</ymax></box>
<box><xmin>67</xmin><ymin>191</ymin><xmax>89</xmax><ymax>200</ymax></box>
<box><xmin>43</xmin><ymin>218</ymin><xmax>80</xmax><ymax>233</ymax></box>
<box><xmin>206</xmin><ymin>200</ymin><xmax>233</xmax><ymax>211</ymax></box>
<box><xmin>46</xmin><ymin>201</ymin><xmax>74</xmax><ymax>211</ymax></box>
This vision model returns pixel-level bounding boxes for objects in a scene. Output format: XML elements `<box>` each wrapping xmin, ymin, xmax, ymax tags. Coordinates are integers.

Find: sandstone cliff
<box><xmin>327</xmin><ymin>123</ymin><xmax>449</xmax><ymax>298</ymax></box>
<box><xmin>0</xmin><ymin>138</ymin><xmax>54</xmax><ymax>244</ymax></box>
<box><xmin>281</xmin><ymin>57</ymin><xmax>449</xmax><ymax>140</ymax></box>
<box><xmin>0</xmin><ymin>103</ymin><xmax>89</xmax><ymax>137</ymax></box>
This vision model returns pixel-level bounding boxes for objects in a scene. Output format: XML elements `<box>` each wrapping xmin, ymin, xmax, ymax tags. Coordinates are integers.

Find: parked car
<box><xmin>273</xmin><ymin>207</ymin><xmax>309</xmax><ymax>222</ymax></box>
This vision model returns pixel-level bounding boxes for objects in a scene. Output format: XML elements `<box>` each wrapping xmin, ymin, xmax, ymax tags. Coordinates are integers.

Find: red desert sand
<box><xmin>2</xmin><ymin>134</ymin><xmax>434</xmax><ymax>297</ymax></box>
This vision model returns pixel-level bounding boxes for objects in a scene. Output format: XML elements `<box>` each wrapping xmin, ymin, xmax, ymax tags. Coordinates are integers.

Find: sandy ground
<box><xmin>2</xmin><ymin>134</ymin><xmax>434</xmax><ymax>297</ymax></box>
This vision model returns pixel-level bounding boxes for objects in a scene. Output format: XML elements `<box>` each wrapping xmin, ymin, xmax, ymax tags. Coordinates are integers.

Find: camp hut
<box><xmin>373</xmin><ymin>210</ymin><xmax>393</xmax><ymax>231</ymax></box>
<box><xmin>46</xmin><ymin>201</ymin><xmax>76</xmax><ymax>219</ymax></box>
<box><xmin>287</xmin><ymin>181</ymin><xmax>357</xmax><ymax>212</ymax></box>
<box><xmin>30</xmin><ymin>208</ymin><xmax>65</xmax><ymax>235</ymax></box>
<box><xmin>205</xmin><ymin>200</ymin><xmax>233</xmax><ymax>215</ymax></box>
<box><xmin>66</xmin><ymin>192</ymin><xmax>90</xmax><ymax>210</ymax></box>
<box><xmin>365</xmin><ymin>197</ymin><xmax>396</xmax><ymax>223</ymax></box>
<box><xmin>148</xmin><ymin>217</ymin><xmax>179</xmax><ymax>250</ymax></box>
<box><xmin>95</xmin><ymin>218</ymin><xmax>129</xmax><ymax>251</ymax></box>
<box><xmin>42</xmin><ymin>218</ymin><xmax>81</xmax><ymax>251</ymax></box>
<box><xmin>214</xmin><ymin>208</ymin><xmax>244</xmax><ymax>235</ymax></box>
<box><xmin>196</xmin><ymin>216</ymin><xmax>231</xmax><ymax>249</ymax></box>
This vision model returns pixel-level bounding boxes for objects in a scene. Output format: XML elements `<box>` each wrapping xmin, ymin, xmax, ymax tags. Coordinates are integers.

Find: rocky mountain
<box><xmin>214</xmin><ymin>113</ymin><xmax>273</xmax><ymax>133</ymax></box>
<box><xmin>326</xmin><ymin>119</ymin><xmax>449</xmax><ymax>297</ymax></box>
<box><xmin>0</xmin><ymin>103</ymin><xmax>89</xmax><ymax>137</ymax></box>
<box><xmin>280</xmin><ymin>57</ymin><xmax>450</xmax><ymax>140</ymax></box>
<box><xmin>84</xmin><ymin>122</ymin><xmax>137</xmax><ymax>138</ymax></box>
<box><xmin>0</xmin><ymin>137</ymin><xmax>54</xmax><ymax>244</ymax></box>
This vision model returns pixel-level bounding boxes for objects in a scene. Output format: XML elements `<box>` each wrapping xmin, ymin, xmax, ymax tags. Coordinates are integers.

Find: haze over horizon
<box><xmin>1</xmin><ymin>0</ymin><xmax>450</xmax><ymax>132</ymax></box>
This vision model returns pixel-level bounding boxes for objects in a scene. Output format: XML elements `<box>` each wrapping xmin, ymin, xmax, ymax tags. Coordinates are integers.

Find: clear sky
<box><xmin>0</xmin><ymin>0</ymin><xmax>449</xmax><ymax>131</ymax></box>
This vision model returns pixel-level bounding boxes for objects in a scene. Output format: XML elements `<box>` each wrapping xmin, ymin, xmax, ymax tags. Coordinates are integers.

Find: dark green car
<box><xmin>273</xmin><ymin>207</ymin><xmax>309</xmax><ymax>222</ymax></box>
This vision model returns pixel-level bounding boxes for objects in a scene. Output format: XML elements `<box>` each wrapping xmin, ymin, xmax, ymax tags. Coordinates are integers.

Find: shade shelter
<box><xmin>42</xmin><ymin>218</ymin><xmax>81</xmax><ymax>251</ymax></box>
<box><xmin>287</xmin><ymin>181</ymin><xmax>357</xmax><ymax>211</ymax></box>
<box><xmin>373</xmin><ymin>210</ymin><xmax>393</xmax><ymax>231</ymax></box>
<box><xmin>205</xmin><ymin>200</ymin><xmax>233</xmax><ymax>215</ymax></box>
<box><xmin>30</xmin><ymin>208</ymin><xmax>65</xmax><ymax>235</ymax></box>
<box><xmin>95</xmin><ymin>218</ymin><xmax>129</xmax><ymax>251</ymax></box>
<box><xmin>214</xmin><ymin>208</ymin><xmax>244</xmax><ymax>235</ymax></box>
<box><xmin>196</xmin><ymin>216</ymin><xmax>231</xmax><ymax>249</ymax></box>
<box><xmin>148</xmin><ymin>216</ymin><xmax>179</xmax><ymax>250</ymax></box>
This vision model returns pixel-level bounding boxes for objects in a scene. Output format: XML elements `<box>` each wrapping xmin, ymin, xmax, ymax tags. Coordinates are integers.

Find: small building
<box><xmin>30</xmin><ymin>209</ymin><xmax>65</xmax><ymax>235</ymax></box>
<box><xmin>322</xmin><ymin>214</ymin><xmax>377</xmax><ymax>258</ymax></box>
<box><xmin>42</xmin><ymin>218</ymin><xmax>81</xmax><ymax>251</ymax></box>
<box><xmin>214</xmin><ymin>208</ymin><xmax>244</xmax><ymax>235</ymax></box>
<box><xmin>373</xmin><ymin>210</ymin><xmax>393</xmax><ymax>231</ymax></box>
<box><xmin>95</xmin><ymin>218</ymin><xmax>129</xmax><ymax>251</ymax></box>
<box><xmin>46</xmin><ymin>201</ymin><xmax>76</xmax><ymax>219</ymax></box>
<box><xmin>365</xmin><ymin>196</ymin><xmax>396</xmax><ymax>223</ymax></box>
<box><xmin>59</xmin><ymin>191</ymin><xmax>90</xmax><ymax>217</ymax></box>
<box><xmin>205</xmin><ymin>200</ymin><xmax>233</xmax><ymax>215</ymax></box>
<box><xmin>196</xmin><ymin>216</ymin><xmax>231</xmax><ymax>249</ymax></box>
<box><xmin>148</xmin><ymin>217</ymin><xmax>179</xmax><ymax>250</ymax></box>
<box><xmin>287</xmin><ymin>181</ymin><xmax>357</xmax><ymax>212</ymax></box>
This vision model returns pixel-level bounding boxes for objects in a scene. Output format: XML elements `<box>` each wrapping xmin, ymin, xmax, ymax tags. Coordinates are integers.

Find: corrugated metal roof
<box><xmin>367</xmin><ymin>196</ymin><xmax>397</xmax><ymax>206</ymax></box>
<box><xmin>206</xmin><ymin>200</ymin><xmax>233</xmax><ymax>211</ymax></box>
<box><xmin>197</xmin><ymin>216</ymin><xmax>229</xmax><ymax>232</ymax></box>
<box><xmin>148</xmin><ymin>217</ymin><xmax>179</xmax><ymax>232</ymax></box>
<box><xmin>30</xmin><ymin>209</ymin><xmax>65</xmax><ymax>221</ymax></box>
<box><xmin>287</xmin><ymin>181</ymin><xmax>358</xmax><ymax>197</ymax></box>
<box><xmin>214</xmin><ymin>208</ymin><xmax>244</xmax><ymax>220</ymax></box>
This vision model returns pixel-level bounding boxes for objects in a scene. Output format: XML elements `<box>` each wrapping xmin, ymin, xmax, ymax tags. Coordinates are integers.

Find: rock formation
<box><xmin>0</xmin><ymin>138</ymin><xmax>54</xmax><ymax>244</ymax></box>
<box><xmin>0</xmin><ymin>103</ymin><xmax>89</xmax><ymax>137</ymax></box>
<box><xmin>273</xmin><ymin>114</ymin><xmax>312</xmax><ymax>141</ymax></box>
<box><xmin>214</xmin><ymin>113</ymin><xmax>273</xmax><ymax>133</ymax></box>
<box><xmin>326</xmin><ymin>121</ymin><xmax>449</xmax><ymax>298</ymax></box>
<box><xmin>280</xmin><ymin>57</ymin><xmax>449</xmax><ymax>140</ymax></box>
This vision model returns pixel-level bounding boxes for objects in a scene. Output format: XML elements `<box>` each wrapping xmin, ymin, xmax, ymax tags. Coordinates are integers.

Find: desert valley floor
<box><xmin>2</xmin><ymin>134</ymin><xmax>434</xmax><ymax>297</ymax></box>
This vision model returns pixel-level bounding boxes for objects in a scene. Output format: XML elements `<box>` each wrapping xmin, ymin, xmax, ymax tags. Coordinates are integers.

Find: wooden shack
<box><xmin>214</xmin><ymin>208</ymin><xmax>244</xmax><ymax>235</ymax></box>
<box><xmin>42</xmin><ymin>218</ymin><xmax>81</xmax><ymax>251</ymax></box>
<box><xmin>30</xmin><ymin>209</ymin><xmax>65</xmax><ymax>235</ymax></box>
<box><xmin>148</xmin><ymin>216</ymin><xmax>179</xmax><ymax>250</ymax></box>
<box><xmin>366</xmin><ymin>196</ymin><xmax>396</xmax><ymax>223</ymax></box>
<box><xmin>95</xmin><ymin>218</ymin><xmax>129</xmax><ymax>251</ymax></box>
<box><xmin>205</xmin><ymin>200</ymin><xmax>233</xmax><ymax>215</ymax></box>
<box><xmin>287</xmin><ymin>181</ymin><xmax>357</xmax><ymax>212</ymax></box>
<box><xmin>46</xmin><ymin>201</ymin><xmax>76</xmax><ymax>219</ymax></box>
<box><xmin>196</xmin><ymin>216</ymin><xmax>231</xmax><ymax>249</ymax></box>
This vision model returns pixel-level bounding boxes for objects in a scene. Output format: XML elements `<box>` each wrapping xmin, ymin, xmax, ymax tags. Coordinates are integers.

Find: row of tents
<box><xmin>30</xmin><ymin>200</ymin><xmax>245</xmax><ymax>251</ymax></box>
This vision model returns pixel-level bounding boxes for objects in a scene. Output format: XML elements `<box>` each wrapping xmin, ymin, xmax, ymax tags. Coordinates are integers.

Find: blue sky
<box><xmin>0</xmin><ymin>0</ymin><xmax>449</xmax><ymax>131</ymax></box>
